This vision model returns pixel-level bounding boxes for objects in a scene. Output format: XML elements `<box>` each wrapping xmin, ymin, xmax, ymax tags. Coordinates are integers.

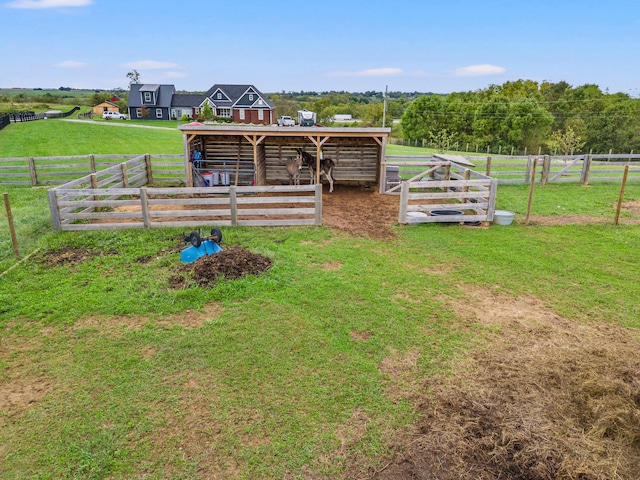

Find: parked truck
<box><xmin>277</xmin><ymin>115</ymin><xmax>295</xmax><ymax>126</ymax></box>
<box><xmin>297</xmin><ymin>109</ymin><xmax>316</xmax><ymax>127</ymax></box>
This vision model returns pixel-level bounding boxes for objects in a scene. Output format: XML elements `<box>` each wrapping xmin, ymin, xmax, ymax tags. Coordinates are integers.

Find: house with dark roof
<box><xmin>200</xmin><ymin>84</ymin><xmax>275</xmax><ymax>124</ymax></box>
<box><xmin>127</xmin><ymin>84</ymin><xmax>176</xmax><ymax>120</ymax></box>
<box><xmin>127</xmin><ymin>83</ymin><xmax>275</xmax><ymax>124</ymax></box>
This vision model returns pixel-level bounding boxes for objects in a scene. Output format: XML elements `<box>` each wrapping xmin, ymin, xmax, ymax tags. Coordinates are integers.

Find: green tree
<box><xmin>200</xmin><ymin>102</ymin><xmax>214</xmax><ymax>121</ymax></box>
<box><xmin>126</xmin><ymin>70</ymin><xmax>140</xmax><ymax>85</ymax></box>
<box><xmin>401</xmin><ymin>95</ymin><xmax>445</xmax><ymax>140</ymax></box>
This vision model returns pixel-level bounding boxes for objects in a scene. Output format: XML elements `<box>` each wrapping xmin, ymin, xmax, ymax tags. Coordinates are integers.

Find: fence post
<box><xmin>398</xmin><ymin>181</ymin><xmax>408</xmax><ymax>224</ymax></box>
<box><xmin>525</xmin><ymin>158</ymin><xmax>539</xmax><ymax>225</ymax></box>
<box><xmin>580</xmin><ymin>154</ymin><xmax>592</xmax><ymax>185</ymax></box>
<box><xmin>89</xmin><ymin>154</ymin><xmax>96</xmax><ymax>173</ymax></box>
<box><xmin>121</xmin><ymin>163</ymin><xmax>129</xmax><ymax>188</ymax></box>
<box><xmin>47</xmin><ymin>189</ymin><xmax>62</xmax><ymax>231</ymax></box>
<box><xmin>3</xmin><ymin>193</ymin><xmax>20</xmax><ymax>258</ymax></box>
<box><xmin>541</xmin><ymin>155</ymin><xmax>550</xmax><ymax>186</ymax></box>
<box><xmin>315</xmin><ymin>184</ymin><xmax>323</xmax><ymax>225</ymax></box>
<box><xmin>614</xmin><ymin>165</ymin><xmax>630</xmax><ymax>225</ymax></box>
<box><xmin>28</xmin><ymin>157</ymin><xmax>37</xmax><ymax>186</ymax></box>
<box><xmin>140</xmin><ymin>188</ymin><xmax>150</xmax><ymax>228</ymax></box>
<box><xmin>526</xmin><ymin>156</ymin><xmax>532</xmax><ymax>184</ymax></box>
<box><xmin>230</xmin><ymin>186</ymin><xmax>238</xmax><ymax>226</ymax></box>
<box><xmin>485</xmin><ymin>156</ymin><xmax>492</xmax><ymax>176</ymax></box>
<box><xmin>487</xmin><ymin>179</ymin><xmax>498</xmax><ymax>223</ymax></box>
<box><xmin>145</xmin><ymin>154</ymin><xmax>153</xmax><ymax>185</ymax></box>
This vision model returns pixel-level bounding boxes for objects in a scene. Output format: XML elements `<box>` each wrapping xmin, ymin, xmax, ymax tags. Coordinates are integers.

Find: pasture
<box><xmin>1</xmin><ymin>118</ymin><xmax>640</xmax><ymax>479</ymax></box>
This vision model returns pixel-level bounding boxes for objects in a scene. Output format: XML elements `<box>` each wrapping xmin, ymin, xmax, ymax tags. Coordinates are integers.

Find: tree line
<box><xmin>400</xmin><ymin>80</ymin><xmax>640</xmax><ymax>155</ymax></box>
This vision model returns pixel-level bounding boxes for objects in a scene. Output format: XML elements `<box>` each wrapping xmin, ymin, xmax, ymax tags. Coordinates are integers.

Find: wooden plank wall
<box><xmin>51</xmin><ymin>184</ymin><xmax>322</xmax><ymax>231</ymax></box>
<box><xmin>398</xmin><ymin>163</ymin><xmax>498</xmax><ymax>224</ymax></box>
<box><xmin>264</xmin><ymin>138</ymin><xmax>379</xmax><ymax>185</ymax></box>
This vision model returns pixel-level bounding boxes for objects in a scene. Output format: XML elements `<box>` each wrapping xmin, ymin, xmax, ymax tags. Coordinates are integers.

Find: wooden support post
<box><xmin>487</xmin><ymin>179</ymin><xmax>498</xmax><ymax>224</ymax></box>
<box><xmin>316</xmin><ymin>136</ymin><xmax>321</xmax><ymax>185</ymax></box>
<box><xmin>140</xmin><ymin>188</ymin><xmax>150</xmax><ymax>228</ymax></box>
<box><xmin>485</xmin><ymin>156</ymin><xmax>492</xmax><ymax>176</ymax></box>
<box><xmin>28</xmin><ymin>157</ymin><xmax>37</xmax><ymax>186</ymax></box>
<box><xmin>4</xmin><ymin>193</ymin><xmax>20</xmax><ymax>258</ymax></box>
<box><xmin>145</xmin><ymin>154</ymin><xmax>153</xmax><ymax>185</ymax></box>
<box><xmin>399</xmin><ymin>182</ymin><xmax>409</xmax><ymax>224</ymax></box>
<box><xmin>525</xmin><ymin>156</ymin><xmax>532</xmax><ymax>183</ymax></box>
<box><xmin>541</xmin><ymin>155</ymin><xmax>550</xmax><ymax>186</ymax></box>
<box><xmin>614</xmin><ymin>165</ymin><xmax>629</xmax><ymax>225</ymax></box>
<box><xmin>120</xmin><ymin>163</ymin><xmax>129</xmax><ymax>188</ymax></box>
<box><xmin>230</xmin><ymin>186</ymin><xmax>238</xmax><ymax>226</ymax></box>
<box><xmin>524</xmin><ymin>158</ymin><xmax>538</xmax><ymax>225</ymax></box>
<box><xmin>581</xmin><ymin>154</ymin><xmax>592</xmax><ymax>185</ymax></box>
<box><xmin>89</xmin><ymin>154</ymin><xmax>96</xmax><ymax>173</ymax></box>
<box><xmin>314</xmin><ymin>184</ymin><xmax>323</xmax><ymax>225</ymax></box>
<box><xmin>48</xmin><ymin>188</ymin><xmax>61</xmax><ymax>231</ymax></box>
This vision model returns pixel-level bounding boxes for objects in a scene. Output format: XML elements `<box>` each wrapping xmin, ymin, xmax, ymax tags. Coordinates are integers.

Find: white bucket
<box><xmin>493</xmin><ymin>210</ymin><xmax>515</xmax><ymax>225</ymax></box>
<box><xmin>221</xmin><ymin>172</ymin><xmax>230</xmax><ymax>186</ymax></box>
<box><xmin>202</xmin><ymin>171</ymin><xmax>213</xmax><ymax>187</ymax></box>
<box><xmin>212</xmin><ymin>171</ymin><xmax>220</xmax><ymax>185</ymax></box>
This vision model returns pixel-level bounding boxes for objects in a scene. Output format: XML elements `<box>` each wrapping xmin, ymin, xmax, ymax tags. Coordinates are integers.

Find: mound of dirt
<box><xmin>172</xmin><ymin>246</ymin><xmax>272</xmax><ymax>288</ymax></box>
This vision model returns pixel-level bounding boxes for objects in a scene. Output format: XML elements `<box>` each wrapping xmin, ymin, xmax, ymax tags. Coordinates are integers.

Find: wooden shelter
<box><xmin>92</xmin><ymin>101</ymin><xmax>120</xmax><ymax>115</ymax></box>
<box><xmin>178</xmin><ymin>124</ymin><xmax>391</xmax><ymax>188</ymax></box>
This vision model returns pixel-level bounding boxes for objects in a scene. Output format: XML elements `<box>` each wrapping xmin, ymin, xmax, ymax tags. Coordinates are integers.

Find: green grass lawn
<box><xmin>1</xmin><ymin>182</ymin><xmax>639</xmax><ymax>478</ymax></box>
<box><xmin>0</xmin><ymin>118</ymin><xmax>183</xmax><ymax>158</ymax></box>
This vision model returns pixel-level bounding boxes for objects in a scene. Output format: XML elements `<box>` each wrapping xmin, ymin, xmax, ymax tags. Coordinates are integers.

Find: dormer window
<box><xmin>144</xmin><ymin>92</ymin><xmax>152</xmax><ymax>103</ymax></box>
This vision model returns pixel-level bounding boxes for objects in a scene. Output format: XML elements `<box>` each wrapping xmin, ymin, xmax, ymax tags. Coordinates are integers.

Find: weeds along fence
<box><xmin>395</xmin><ymin>160</ymin><xmax>498</xmax><ymax>224</ymax></box>
<box><xmin>387</xmin><ymin>154</ymin><xmax>640</xmax><ymax>185</ymax></box>
<box><xmin>0</xmin><ymin>154</ymin><xmax>184</xmax><ymax>186</ymax></box>
<box><xmin>48</xmin><ymin>155</ymin><xmax>322</xmax><ymax>231</ymax></box>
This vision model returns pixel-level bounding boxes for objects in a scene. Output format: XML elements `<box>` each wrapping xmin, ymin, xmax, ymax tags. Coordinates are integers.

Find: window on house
<box><xmin>218</xmin><ymin>108</ymin><xmax>231</xmax><ymax>118</ymax></box>
<box><xmin>156</xmin><ymin>109</ymin><xmax>162</xmax><ymax>118</ymax></box>
<box><xmin>249</xmin><ymin>94</ymin><xmax>254</xmax><ymax>101</ymax></box>
<box><xmin>136</xmin><ymin>108</ymin><xmax>142</xmax><ymax>118</ymax></box>
<box><xmin>258</xmin><ymin>109</ymin><xmax>264</xmax><ymax>121</ymax></box>
<box><xmin>217</xmin><ymin>93</ymin><xmax>222</xmax><ymax>99</ymax></box>
<box><xmin>144</xmin><ymin>92</ymin><xmax>152</xmax><ymax>103</ymax></box>
<box><xmin>239</xmin><ymin>109</ymin><xmax>245</xmax><ymax>120</ymax></box>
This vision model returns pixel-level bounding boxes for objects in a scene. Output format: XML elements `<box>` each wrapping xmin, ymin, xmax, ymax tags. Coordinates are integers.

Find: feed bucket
<box><xmin>212</xmin><ymin>172</ymin><xmax>220</xmax><ymax>185</ymax></box>
<box><xmin>430</xmin><ymin>209</ymin><xmax>464</xmax><ymax>223</ymax></box>
<box><xmin>221</xmin><ymin>172</ymin><xmax>230</xmax><ymax>186</ymax></box>
<box><xmin>202</xmin><ymin>171</ymin><xmax>213</xmax><ymax>187</ymax></box>
<box><xmin>493</xmin><ymin>210</ymin><xmax>515</xmax><ymax>225</ymax></box>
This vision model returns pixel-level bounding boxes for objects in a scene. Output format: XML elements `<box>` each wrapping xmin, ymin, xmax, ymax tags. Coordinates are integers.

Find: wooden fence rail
<box><xmin>0</xmin><ymin>154</ymin><xmax>185</xmax><ymax>186</ymax></box>
<box><xmin>386</xmin><ymin>154</ymin><xmax>640</xmax><ymax>185</ymax></box>
<box><xmin>397</xmin><ymin>162</ymin><xmax>498</xmax><ymax>224</ymax></box>
<box><xmin>49</xmin><ymin>184</ymin><xmax>322</xmax><ymax>231</ymax></box>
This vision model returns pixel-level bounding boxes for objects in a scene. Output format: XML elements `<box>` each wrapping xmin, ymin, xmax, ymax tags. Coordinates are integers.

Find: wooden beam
<box><xmin>372</xmin><ymin>136</ymin><xmax>382</xmax><ymax>147</ymax></box>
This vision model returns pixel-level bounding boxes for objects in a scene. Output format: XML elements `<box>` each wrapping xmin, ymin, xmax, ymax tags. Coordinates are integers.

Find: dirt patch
<box><xmin>367</xmin><ymin>287</ymin><xmax>640</xmax><ymax>480</ymax></box>
<box><xmin>0</xmin><ymin>376</ymin><xmax>55</xmax><ymax>427</ymax></box>
<box><xmin>172</xmin><ymin>246</ymin><xmax>273</xmax><ymax>288</ymax></box>
<box><xmin>38</xmin><ymin>247</ymin><xmax>118</xmax><ymax>267</ymax></box>
<box><xmin>322</xmin><ymin>185</ymin><xmax>399</xmax><ymax>239</ymax></box>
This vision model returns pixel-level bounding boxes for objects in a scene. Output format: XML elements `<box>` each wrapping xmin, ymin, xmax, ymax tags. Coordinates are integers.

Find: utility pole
<box><xmin>382</xmin><ymin>85</ymin><xmax>388</xmax><ymax>128</ymax></box>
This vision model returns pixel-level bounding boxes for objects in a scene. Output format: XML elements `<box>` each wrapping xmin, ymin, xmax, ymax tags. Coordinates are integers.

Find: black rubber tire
<box><xmin>189</xmin><ymin>231</ymin><xmax>202</xmax><ymax>248</ymax></box>
<box><xmin>210</xmin><ymin>227</ymin><xmax>222</xmax><ymax>244</ymax></box>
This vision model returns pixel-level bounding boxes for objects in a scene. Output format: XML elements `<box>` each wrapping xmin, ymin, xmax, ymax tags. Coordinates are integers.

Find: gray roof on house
<box><xmin>127</xmin><ymin>83</ymin><xmax>175</xmax><ymax>108</ymax></box>
<box><xmin>171</xmin><ymin>94</ymin><xmax>204</xmax><ymax>108</ymax></box>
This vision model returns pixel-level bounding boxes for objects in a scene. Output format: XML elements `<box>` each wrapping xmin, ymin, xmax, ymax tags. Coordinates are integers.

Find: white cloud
<box><xmin>124</xmin><ymin>60</ymin><xmax>178</xmax><ymax>70</ymax></box>
<box><xmin>328</xmin><ymin>67</ymin><xmax>404</xmax><ymax>78</ymax></box>
<box><xmin>454</xmin><ymin>64</ymin><xmax>506</xmax><ymax>77</ymax></box>
<box><xmin>4</xmin><ymin>0</ymin><xmax>92</xmax><ymax>8</ymax></box>
<box><xmin>54</xmin><ymin>60</ymin><xmax>88</xmax><ymax>68</ymax></box>
<box><xmin>165</xmin><ymin>71</ymin><xmax>187</xmax><ymax>79</ymax></box>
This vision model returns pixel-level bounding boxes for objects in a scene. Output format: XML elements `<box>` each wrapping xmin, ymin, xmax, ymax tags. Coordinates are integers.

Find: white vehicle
<box><xmin>102</xmin><ymin>111</ymin><xmax>126</xmax><ymax>120</ymax></box>
<box><xmin>277</xmin><ymin>115</ymin><xmax>295</xmax><ymax>126</ymax></box>
<box><xmin>297</xmin><ymin>110</ymin><xmax>316</xmax><ymax>126</ymax></box>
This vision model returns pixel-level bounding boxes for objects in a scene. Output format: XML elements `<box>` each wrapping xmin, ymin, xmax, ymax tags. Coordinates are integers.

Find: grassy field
<box><xmin>1</xmin><ymin>120</ymin><xmax>640</xmax><ymax>478</ymax></box>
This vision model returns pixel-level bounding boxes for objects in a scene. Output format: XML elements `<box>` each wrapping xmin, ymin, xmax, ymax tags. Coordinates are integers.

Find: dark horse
<box><xmin>295</xmin><ymin>148</ymin><xmax>335</xmax><ymax>193</ymax></box>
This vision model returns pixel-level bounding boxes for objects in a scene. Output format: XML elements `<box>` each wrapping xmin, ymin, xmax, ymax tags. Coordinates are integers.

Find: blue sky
<box><xmin>1</xmin><ymin>0</ymin><xmax>639</xmax><ymax>95</ymax></box>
